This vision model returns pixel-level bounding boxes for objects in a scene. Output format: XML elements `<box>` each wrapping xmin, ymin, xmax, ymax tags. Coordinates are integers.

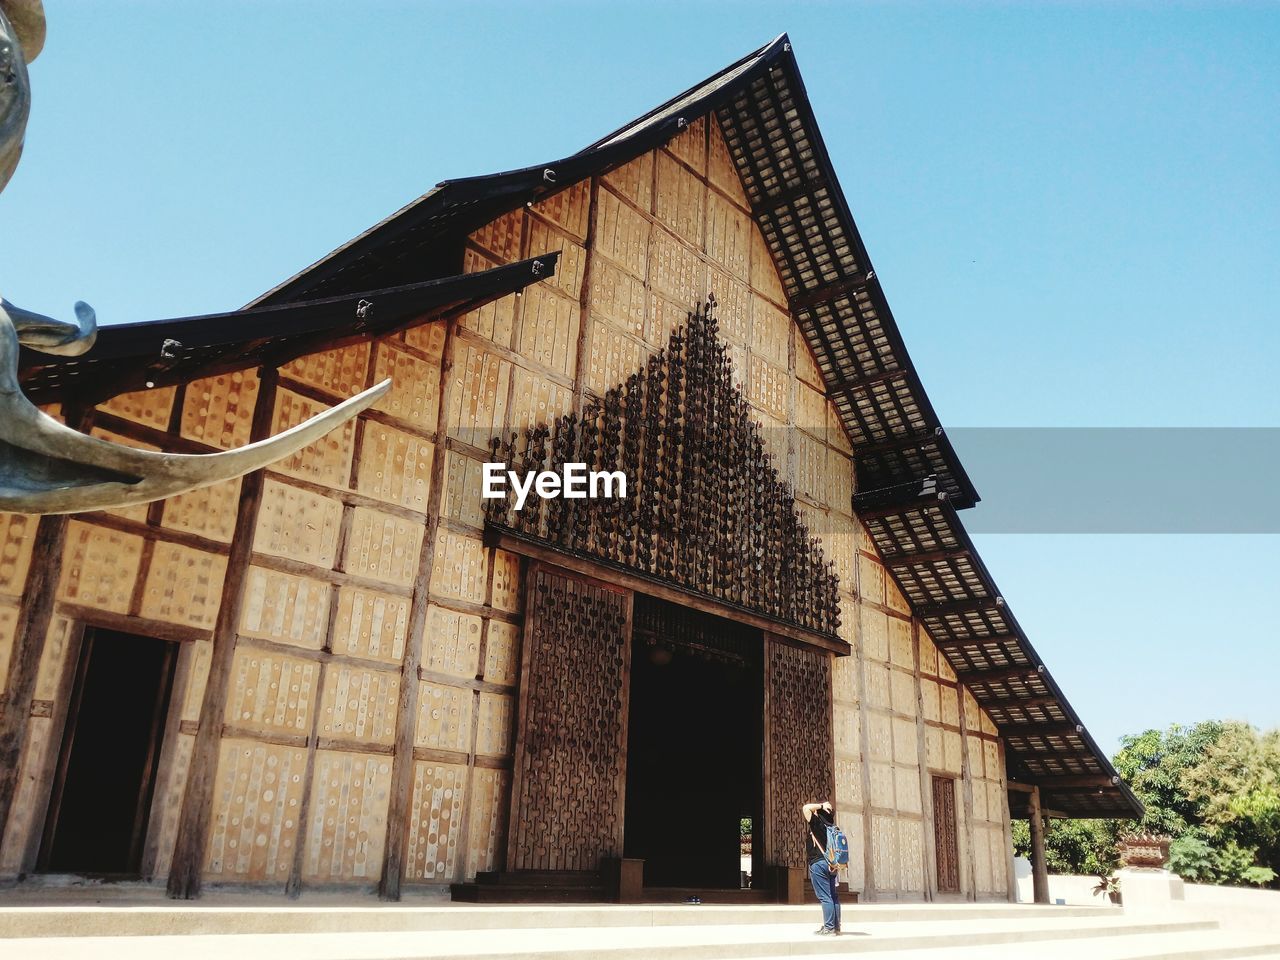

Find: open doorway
<box><xmin>624</xmin><ymin>595</ymin><xmax>763</xmax><ymax>890</ymax></box>
<box><xmin>39</xmin><ymin>628</ymin><xmax>178</xmax><ymax>877</ymax></box>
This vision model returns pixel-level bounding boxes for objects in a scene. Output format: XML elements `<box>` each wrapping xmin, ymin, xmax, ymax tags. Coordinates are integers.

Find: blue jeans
<box><xmin>809</xmin><ymin>859</ymin><xmax>841</xmax><ymax>931</ymax></box>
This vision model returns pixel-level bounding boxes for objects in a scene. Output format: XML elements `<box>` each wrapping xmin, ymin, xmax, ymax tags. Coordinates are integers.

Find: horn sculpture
<box><xmin>0</xmin><ymin>2</ymin><xmax>389</xmax><ymax>516</ymax></box>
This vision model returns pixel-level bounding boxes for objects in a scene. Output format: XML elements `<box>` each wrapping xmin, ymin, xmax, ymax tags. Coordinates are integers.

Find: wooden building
<box><xmin>0</xmin><ymin>35</ymin><xmax>1139</xmax><ymax>903</ymax></box>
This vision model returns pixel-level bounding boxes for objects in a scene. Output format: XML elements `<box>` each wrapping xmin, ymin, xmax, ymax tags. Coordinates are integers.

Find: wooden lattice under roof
<box><xmin>103</xmin><ymin>34</ymin><xmax>1134</xmax><ymax>819</ymax></box>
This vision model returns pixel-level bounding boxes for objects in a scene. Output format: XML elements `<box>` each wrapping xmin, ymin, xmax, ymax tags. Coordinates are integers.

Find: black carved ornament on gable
<box><xmin>484</xmin><ymin>304</ymin><xmax>841</xmax><ymax>638</ymax></box>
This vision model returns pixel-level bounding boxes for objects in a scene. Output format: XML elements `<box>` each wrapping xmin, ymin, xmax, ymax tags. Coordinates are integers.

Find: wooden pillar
<box><xmin>1027</xmin><ymin>784</ymin><xmax>1050</xmax><ymax>905</ymax></box>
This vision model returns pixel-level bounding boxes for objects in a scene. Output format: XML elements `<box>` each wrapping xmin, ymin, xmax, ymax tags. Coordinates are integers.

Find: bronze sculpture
<box><xmin>0</xmin><ymin>1</ymin><xmax>388</xmax><ymax>515</ymax></box>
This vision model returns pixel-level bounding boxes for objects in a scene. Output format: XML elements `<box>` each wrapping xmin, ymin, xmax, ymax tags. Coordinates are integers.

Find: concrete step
<box><xmin>0</xmin><ymin>899</ymin><xmax>1117</xmax><ymax>938</ymax></box>
<box><xmin>0</xmin><ymin>915</ymin><xmax>1221</xmax><ymax>960</ymax></box>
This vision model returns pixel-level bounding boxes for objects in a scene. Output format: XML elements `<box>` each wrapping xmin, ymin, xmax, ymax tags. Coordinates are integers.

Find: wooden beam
<box><xmin>826</xmin><ymin>366</ymin><xmax>909</xmax><ymax>400</ymax></box>
<box><xmin>882</xmin><ymin>547</ymin><xmax>971</xmax><ymax>569</ymax></box>
<box><xmin>955</xmin><ymin>663</ymin><xmax>1043</xmax><ymax>685</ymax></box>
<box><xmin>854</xmin><ymin>492</ymin><xmax>948</xmax><ymax>522</ymax></box>
<box><xmin>166</xmin><ymin>368</ymin><xmax>279</xmax><ymax>899</ymax></box>
<box><xmin>487</xmin><ymin>528</ymin><xmax>850</xmax><ymax>656</ymax></box>
<box><xmin>1006</xmin><ymin>782</ymin><xmax>1035</xmax><ymax>794</ymax></box>
<box><xmin>750</xmin><ymin>174</ymin><xmax>831</xmax><ymax>218</ymax></box>
<box><xmin>856</xmin><ymin>426</ymin><xmax>944</xmax><ymax>460</ymax></box>
<box><xmin>1002</xmin><ymin>721</ymin><xmax>1086</xmax><ymax>739</ymax></box>
<box><xmin>788</xmin><ymin>272</ymin><xmax>875</xmax><ymax>311</ymax></box>
<box><xmin>1028</xmin><ymin>785</ymin><xmax>1049</xmax><ymax>904</ymax></box>
<box><xmin>932</xmin><ymin>632</ymin><xmax>1021</xmax><ymax>650</ymax></box>
<box><xmin>1040</xmin><ymin>775</ymin><xmax>1121</xmax><ymax>789</ymax></box>
<box><xmin>976</xmin><ymin>694</ymin><xmax>1064</xmax><ymax>712</ymax></box>
<box><xmin>915</xmin><ymin>596</ymin><xmax>1003</xmax><ymax>620</ymax></box>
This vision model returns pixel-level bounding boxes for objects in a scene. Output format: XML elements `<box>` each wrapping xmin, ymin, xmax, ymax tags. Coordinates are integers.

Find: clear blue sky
<box><xmin>3</xmin><ymin>2</ymin><xmax>1277</xmax><ymax>755</ymax></box>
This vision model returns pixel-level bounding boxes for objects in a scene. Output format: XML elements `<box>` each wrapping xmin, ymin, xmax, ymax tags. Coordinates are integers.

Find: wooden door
<box><xmin>762</xmin><ymin>634</ymin><xmax>834</xmax><ymax>868</ymax></box>
<box><xmin>507</xmin><ymin>563</ymin><xmax>633</xmax><ymax>872</ymax></box>
<box><xmin>932</xmin><ymin>775</ymin><xmax>961</xmax><ymax>893</ymax></box>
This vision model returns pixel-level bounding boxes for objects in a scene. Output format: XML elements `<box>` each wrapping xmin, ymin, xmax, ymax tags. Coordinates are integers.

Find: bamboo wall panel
<box><xmin>354</xmin><ymin>422</ymin><xmax>434</xmax><ymax>512</ymax></box>
<box><xmin>586</xmin><ymin>324</ymin><xmax>647</xmax><ymax>396</ymax></box>
<box><xmin>343</xmin><ymin>508</ymin><xmax>424</xmax><ymax>588</ymax></box>
<box><xmin>402</xmin><ymin>318</ymin><xmax>447</xmax><ymax>359</ymax></box>
<box><xmin>303</xmin><ymin>750</ymin><xmax>392</xmax><ymax>881</ymax></box>
<box><xmin>667</xmin><ymin>116</ymin><xmax>706</xmax><ymax>173</ymax></box>
<box><xmin>532</xmin><ymin>179</ymin><xmax>591</xmax><ymax>241</ymax></box>
<box><xmin>423</xmin><ymin>606</ymin><xmax>482</xmax><ymax>680</ymax></box>
<box><xmin>749</xmin><ymin>225</ymin><xmax>787</xmax><ymax>306</ymax></box>
<box><xmin>139</xmin><ymin>542</ymin><xmax>229</xmax><ymax>629</ymax></box>
<box><xmin>465</xmin><ymin>768</ymin><xmax>510</xmax><ymax>878</ymax></box>
<box><xmin>515</xmin><ymin>285</ymin><xmax>579</xmax><ymax>377</ymax></box>
<box><xmin>224</xmin><ymin>648</ymin><xmax>317</xmax><ymax>735</ymax></box>
<box><xmin>181</xmin><ymin>371</ymin><xmax>259</xmax><ymax>449</ymax></box>
<box><xmin>161</xmin><ymin>478</ymin><xmax>241</xmax><ymax>543</ymax></box>
<box><xmin>413</xmin><ymin>682</ymin><xmax>472</xmax><ymax>752</ymax></box>
<box><xmin>655</xmin><ymin>151</ymin><xmax>705</xmax><ymax>246</ymax></box>
<box><xmin>649</xmin><ymin>230</ymin><xmax>706</xmax><ymax>306</ymax></box>
<box><xmin>507</xmin><ymin>367</ymin><xmax>574</xmax><ymax>437</ymax></box>
<box><xmin>594</xmin><ymin>189</ymin><xmax>651</xmax><ymax>279</ymax></box>
<box><xmin>441</xmin><ymin>451</ymin><xmax>486</xmax><ymax>529</ymax></box>
<box><xmin>646</xmin><ymin>295</ymin><xmax>688</xmax><ymax>352</ymax></box>
<box><xmin>589</xmin><ymin>255</ymin><xmax>647</xmax><ymax>337</ymax></box>
<box><xmin>428</xmin><ymin>531</ymin><xmax>487</xmax><ymax>604</ymax></box>
<box><xmin>446</xmin><ymin>344</ymin><xmax>511</xmax><ymax>448</ymax></box>
<box><xmin>461</xmin><ymin>250</ymin><xmax>516</xmax><ymax>346</ymax></box>
<box><xmin>482</xmin><ymin>621</ymin><xmax>520</xmax><ymax>686</ymax></box>
<box><xmin>253</xmin><ymin>480</ymin><xmax>343</xmax><ymax>568</ymax></box>
<box><xmin>527</xmin><ymin>220</ymin><xmax>585</xmax><ymax>300</ymax></box>
<box><xmin>708</xmin><ymin>121</ymin><xmax>749</xmax><ymax>208</ymax></box>
<box><xmin>748</xmin><ymin>354</ymin><xmax>788</xmax><ymax>422</ymax></box>
<box><xmin>55</xmin><ymin>521</ymin><xmax>144</xmax><ymax>613</ymax></box>
<box><xmin>281</xmin><ymin>343</ymin><xmax>371</xmax><ymax>397</ymax></box>
<box><xmin>475</xmin><ymin>692</ymin><xmax>514</xmax><ymax>757</ymax></box>
<box><xmin>508</xmin><ymin>567</ymin><xmax>630</xmax><ymax>872</ymax></box>
<box><xmin>99</xmin><ymin>385</ymin><xmax>176</xmax><ymax>430</ymax></box>
<box><xmin>0</xmin><ymin>713</ymin><xmax>54</xmax><ymax>871</ymax></box>
<box><xmin>148</xmin><ymin>728</ymin><xmax>195</xmax><ymax>877</ymax></box>
<box><xmin>602</xmin><ymin>154</ymin><xmax>654</xmax><ymax>210</ymax></box>
<box><xmin>0</xmin><ymin>601</ymin><xmax>16</xmax><ymax>694</ymax></box>
<box><xmin>373</xmin><ymin>344</ymin><xmax>443</xmax><ymax>430</ymax></box>
<box><xmin>270</xmin><ymin>389</ymin><xmax>357</xmax><ymax>487</ymax></box>
<box><xmin>0</xmin><ymin>513</ymin><xmax>35</xmax><ymax>596</ymax></box>
<box><xmin>89</xmin><ymin>427</ymin><xmax>156</xmax><ymax>522</ymax></box>
<box><xmin>706</xmin><ymin>191</ymin><xmax>750</xmax><ymax>278</ymax></box>
<box><xmin>470</xmin><ymin>210</ymin><xmax>522</xmax><ymax>262</ymax></box>
<box><xmin>490</xmin><ymin>551</ymin><xmax>522</xmax><ymax>613</ymax></box>
<box><xmin>332</xmin><ymin>586</ymin><xmax>409</xmax><ymax>663</ymax></box>
<box><xmin>318</xmin><ymin>665</ymin><xmax>399</xmax><ymax>746</ymax></box>
<box><xmin>405</xmin><ymin>760</ymin><xmax>466</xmax><ymax>881</ymax></box>
<box><xmin>709</xmin><ymin>271</ymin><xmax>751</xmax><ymax>345</ymax></box>
<box><xmin>205</xmin><ymin>739</ymin><xmax>308</xmax><ymax>883</ymax></box>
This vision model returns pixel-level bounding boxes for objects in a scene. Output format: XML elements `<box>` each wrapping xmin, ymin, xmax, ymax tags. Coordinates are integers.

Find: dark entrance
<box><xmin>39</xmin><ymin>628</ymin><xmax>178</xmax><ymax>876</ymax></box>
<box><xmin>624</xmin><ymin>595</ymin><xmax>763</xmax><ymax>890</ymax></box>
<box><xmin>932</xmin><ymin>775</ymin><xmax>961</xmax><ymax>893</ymax></box>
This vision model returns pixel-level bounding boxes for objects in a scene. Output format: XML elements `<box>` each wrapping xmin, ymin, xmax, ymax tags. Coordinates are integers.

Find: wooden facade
<box><xmin>0</xmin><ymin>35</ymin><xmax>1136</xmax><ymax>903</ymax></box>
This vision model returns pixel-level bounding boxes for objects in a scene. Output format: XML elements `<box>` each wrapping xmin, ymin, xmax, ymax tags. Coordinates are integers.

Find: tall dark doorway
<box><xmin>40</xmin><ymin>628</ymin><xmax>178</xmax><ymax>876</ymax></box>
<box><xmin>624</xmin><ymin>596</ymin><xmax>763</xmax><ymax>889</ymax></box>
<box><xmin>932</xmin><ymin>775</ymin><xmax>961</xmax><ymax>893</ymax></box>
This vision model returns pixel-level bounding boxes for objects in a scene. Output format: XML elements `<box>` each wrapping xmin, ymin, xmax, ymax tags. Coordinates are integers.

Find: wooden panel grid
<box><xmin>302</xmin><ymin>750</ymin><xmax>393</xmax><ymax>881</ymax></box>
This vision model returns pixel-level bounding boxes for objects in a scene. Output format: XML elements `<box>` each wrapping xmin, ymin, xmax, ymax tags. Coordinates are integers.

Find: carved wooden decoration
<box><xmin>507</xmin><ymin>565</ymin><xmax>632</xmax><ymax>872</ymax></box>
<box><xmin>487</xmin><ymin>304</ymin><xmax>840</xmax><ymax>638</ymax></box>
<box><xmin>763</xmin><ymin>634</ymin><xmax>834</xmax><ymax>868</ymax></box>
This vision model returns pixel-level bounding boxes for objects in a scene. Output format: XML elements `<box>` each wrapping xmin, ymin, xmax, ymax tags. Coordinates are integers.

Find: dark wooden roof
<box><xmin>235</xmin><ymin>36</ymin><xmax>1136</xmax><ymax>817</ymax></box>
<box><xmin>19</xmin><ymin>255</ymin><xmax>558</xmax><ymax>405</ymax></box>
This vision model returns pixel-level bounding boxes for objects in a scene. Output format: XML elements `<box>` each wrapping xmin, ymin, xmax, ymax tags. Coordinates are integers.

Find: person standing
<box><xmin>802</xmin><ymin>800</ymin><xmax>841</xmax><ymax>935</ymax></box>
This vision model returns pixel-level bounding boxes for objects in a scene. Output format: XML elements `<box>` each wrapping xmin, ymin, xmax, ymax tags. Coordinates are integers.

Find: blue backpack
<box><xmin>824</xmin><ymin>822</ymin><xmax>850</xmax><ymax>871</ymax></box>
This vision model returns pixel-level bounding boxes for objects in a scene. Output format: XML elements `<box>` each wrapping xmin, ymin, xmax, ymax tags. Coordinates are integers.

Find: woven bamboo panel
<box><xmin>441</xmin><ymin>451</ymin><xmax>486</xmax><ymax>529</ymax></box>
<box><xmin>602</xmin><ymin>154</ymin><xmax>654</xmax><ymax>212</ymax></box>
<box><xmin>970</xmin><ymin>779</ymin><xmax>987</xmax><ymax>823</ymax></box>
<box><xmin>859</xmin><ymin>554</ymin><xmax>886</xmax><ymax>606</ymax></box>
<box><xmin>469</xmin><ymin>210</ymin><xmax>523</xmax><ymax>262</ymax></box>
<box><xmin>866</xmin><ymin>705</ymin><xmax>892</xmax><ymax>761</ymax></box>
<box><xmin>840</xmin><ymin>810</ymin><xmax>866</xmax><ymax>891</ymax></box>
<box><xmin>181</xmin><ymin>370</ymin><xmax>259</xmax><ymax>450</ymax></box>
<box><xmin>938</xmin><ymin>652</ymin><xmax>957</xmax><ymax>684</ymax></box>
<box><xmin>966</xmin><ymin>734</ymin><xmax>986</xmax><ymax>778</ymax></box>
<box><xmin>343</xmin><ymin>507</ymin><xmax>424</xmax><ymax>588</ymax></box>
<box><xmin>181</xmin><ymin>640</ymin><xmax>212</xmax><ymax>722</ymax></box>
<box><xmin>281</xmin><ymin>342</ymin><xmax>371</xmax><ymax>397</ymax></box>
<box><xmin>527</xmin><ymin>219</ymin><xmax>585</xmax><ymax>299</ymax></box>
<box><xmin>594</xmin><ymin>188</ymin><xmax>650</xmax><ymax>279</ymax></box>
<box><xmin>988</xmin><ymin>827</ymin><xmax>1008</xmax><ymax>889</ymax></box>
<box><xmin>270</xmin><ymin>389</ymin><xmax>357</xmax><ymax>487</ymax></box>
<box><xmin>656</xmin><ymin>152</ymin><xmax>705</xmax><ymax>249</ymax></box>
<box><xmin>533</xmin><ymin>179</ymin><xmax>591</xmax><ymax>242</ymax></box>
<box><xmin>833</xmin><ymin>701</ymin><xmax>860</xmax><ymax>756</ymax></box>
<box><xmin>943</xmin><ymin>730</ymin><xmax>962</xmax><ymax>774</ymax></box>
<box><xmin>707</xmin><ymin>270</ymin><xmax>750</xmax><ymax>346</ymax></box>
<box><xmin>373</xmin><ymin>344</ymin><xmax>442</xmax><ymax>430</ymax></box>
<box><xmin>828</xmin><ymin>405</ymin><xmax>853</xmax><ymax>455</ymax></box>
<box><xmin>428</xmin><ymin>530</ymin><xmax>487</xmax><ymax>604</ymax></box>
<box><xmin>515</xmin><ymin>285</ymin><xmax>580</xmax><ymax>377</ymax></box>
<box><xmin>918</xmin><ymin>633</ymin><xmax>940</xmax><ymax>678</ymax></box>
<box><xmin>795</xmin><ymin>381</ymin><xmax>826</xmax><ymax>437</ymax></box>
<box><xmin>980</xmin><ymin>707</ymin><xmax>999</xmax><ymax>737</ymax></box>
<box><xmin>649</xmin><ymin>227</ymin><xmax>705</xmax><ymax>309</ymax></box>
<box><xmin>974</xmin><ymin>826</ymin><xmax>994</xmax><ymax>893</ymax></box>
<box><xmin>405</xmin><ymin>760</ymin><xmax>467</xmax><ymax>881</ymax></box>
<box><xmin>941</xmin><ymin>685</ymin><xmax>960</xmax><ymax>727</ymax></box>
<box><xmin>834</xmin><ymin>756</ymin><xmax>862</xmax><ymax>806</ymax></box>
<box><xmin>963</xmin><ymin>688</ymin><xmax>980</xmax><ymax>733</ymax></box>
<box><xmin>869</xmin><ymin>762</ymin><xmax>894</xmax><ymax>808</ymax></box>
<box><xmin>586</xmin><ymin>324</ymin><xmax>647</xmax><ymax>396</ymax></box>
<box><xmin>870</xmin><ymin>816</ymin><xmax>898</xmax><ymax>889</ymax></box>
<box><xmin>667</xmin><ymin>115</ymin><xmax>707</xmax><ymax>173</ymax></box>
<box><xmin>885</xmin><ymin>575</ymin><xmax>911</xmax><ymax>616</ymax></box>
<box><xmin>925</xmin><ymin>726</ymin><xmax>943</xmax><ymax>769</ymax></box>
<box><xmin>139</xmin><ymin>542</ymin><xmax>229</xmax><ymax>629</ymax></box>
<box><xmin>894</xmin><ymin>766</ymin><xmax>922</xmax><ymax>815</ymax></box>
<box><xmin>890</xmin><ymin>669</ymin><xmax>917</xmax><ymax>717</ymax></box>
<box><xmin>475</xmin><ymin>691</ymin><xmax>514</xmax><ymax>757</ymax></box>
<box><xmin>747</xmin><ymin>354</ymin><xmax>788</xmax><ymax>422</ymax></box>
<box><xmin>889</xmin><ymin>618</ymin><xmax>913</xmax><ymax>670</ymax></box>
<box><xmin>253</xmin><ymin>480</ymin><xmax>343</xmax><ymax>568</ymax></box>
<box><xmin>794</xmin><ymin>431</ymin><xmax>825</xmax><ymax>505</ymax></box>
<box><xmin>983</xmin><ymin>739</ymin><xmax>1000</xmax><ymax>778</ymax></box>
<box><xmin>750</xmin><ymin>224</ymin><xmax>787</xmax><ymax>306</ymax></box>
<box><xmin>893</xmin><ymin>716</ymin><xmax>919</xmax><ymax>764</ymax></box>
<box><xmin>403</xmin><ymin>319</ymin><xmax>447</xmax><ymax>359</ymax></box>
<box><xmin>161</xmin><ymin>477</ymin><xmax>241</xmax><ymax>543</ymax></box>
<box><xmin>465</xmin><ymin>767</ymin><xmax>511</xmax><ymax>879</ymax></box>
<box><xmin>32</xmin><ymin>617</ymin><xmax>72</xmax><ymax>702</ymax></box>
<box><xmin>56</xmin><ymin>521</ymin><xmax>144</xmax><ymax>613</ymax></box>
<box><xmin>461</xmin><ymin>249</ymin><xmax>516</xmax><ymax>347</ymax></box>
<box><xmin>752</xmin><ymin>297</ymin><xmax>791</xmax><ymax>369</ymax></box>
<box><xmin>490</xmin><ymin>550</ymin><xmax>522</xmax><ymax>613</ymax></box>
<box><xmin>355</xmin><ymin>421</ymin><xmax>434</xmax><ymax>512</ymax></box>
<box><xmin>589</xmin><ymin>256</ymin><xmax>647</xmax><ymax>337</ymax></box>
<box><xmin>332</xmin><ymin>586</ymin><xmax>410</xmax><ymax>663</ymax></box>
<box><xmin>920</xmin><ymin>679</ymin><xmax>941</xmax><ymax>723</ymax></box>
<box><xmin>413</xmin><ymin>681</ymin><xmax>473</xmax><ymax>752</ymax></box>
<box><xmin>506</xmin><ymin>366</ymin><xmax>573</xmax><ymax>437</ymax></box>
<box><xmin>302</xmin><ymin>750</ymin><xmax>392</xmax><ymax>882</ymax></box>
<box><xmin>446</xmin><ymin>344</ymin><xmax>511</xmax><ymax>448</ymax></box>
<box><xmin>831</xmin><ymin>649</ymin><xmax>858</xmax><ymax>700</ymax></box>
<box><xmin>826</xmin><ymin>514</ymin><xmax>856</xmax><ymax>591</ymax></box>
<box><xmin>0</xmin><ymin>600</ymin><xmax>16</xmax><ymax>693</ymax></box>
<box><xmin>708</xmin><ymin>120</ymin><xmax>749</xmax><ymax>209</ymax></box>
<box><xmin>240</xmin><ymin>568</ymin><xmax>330</xmax><ymax>650</ymax></box>
<box><xmin>646</xmin><ymin>294</ymin><xmax>689</xmax><ymax>350</ymax></box>
<box><xmin>706</xmin><ymin>190</ymin><xmax>750</xmax><ymax>280</ymax></box>
<box><xmin>0</xmin><ymin>714</ymin><xmax>53</xmax><ymax>871</ymax></box>
<box><xmin>98</xmin><ymin>385</ymin><xmax>176</xmax><ymax>431</ymax></box>
<box><xmin>898</xmin><ymin>818</ymin><xmax>925</xmax><ymax>892</ymax></box>
<box><xmin>223</xmin><ymin>647</ymin><xmax>317</xmax><ymax>734</ymax></box>
<box><xmin>205</xmin><ymin>738</ymin><xmax>308</xmax><ymax>883</ymax></box>
<box><xmin>318</xmin><ymin>664</ymin><xmax>399</xmax><ymax>745</ymax></box>
<box><xmin>482</xmin><ymin>620</ymin><xmax>520</xmax><ymax>686</ymax></box>
<box><xmin>423</xmin><ymin>605</ymin><xmax>482</xmax><ymax>680</ymax></box>
<box><xmin>0</xmin><ymin>512</ymin><xmax>36</xmax><ymax>597</ymax></box>
<box><xmin>89</xmin><ymin>428</ymin><xmax>156</xmax><ymax>523</ymax></box>
<box><xmin>147</xmin><ymin>729</ymin><xmax>194</xmax><ymax>877</ymax></box>
<box><xmin>860</xmin><ymin>610</ymin><xmax>888</xmax><ymax>664</ymax></box>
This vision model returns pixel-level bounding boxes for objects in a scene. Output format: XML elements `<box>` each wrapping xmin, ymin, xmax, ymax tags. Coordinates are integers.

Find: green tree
<box><xmin>1112</xmin><ymin>721</ymin><xmax>1226</xmax><ymax>837</ymax></box>
<box><xmin>1011</xmin><ymin>818</ymin><xmax>1118</xmax><ymax>876</ymax></box>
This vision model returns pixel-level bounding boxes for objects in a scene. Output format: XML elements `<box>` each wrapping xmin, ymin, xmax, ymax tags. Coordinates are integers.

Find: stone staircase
<box><xmin>1</xmin><ymin>890</ymin><xmax>1277</xmax><ymax>959</ymax></box>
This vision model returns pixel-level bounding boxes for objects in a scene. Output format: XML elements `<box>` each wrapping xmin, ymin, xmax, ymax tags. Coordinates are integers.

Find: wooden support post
<box><xmin>166</xmin><ymin>369</ymin><xmax>278</xmax><ymax>899</ymax></box>
<box><xmin>1028</xmin><ymin>784</ymin><xmax>1050</xmax><ymax>905</ymax></box>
